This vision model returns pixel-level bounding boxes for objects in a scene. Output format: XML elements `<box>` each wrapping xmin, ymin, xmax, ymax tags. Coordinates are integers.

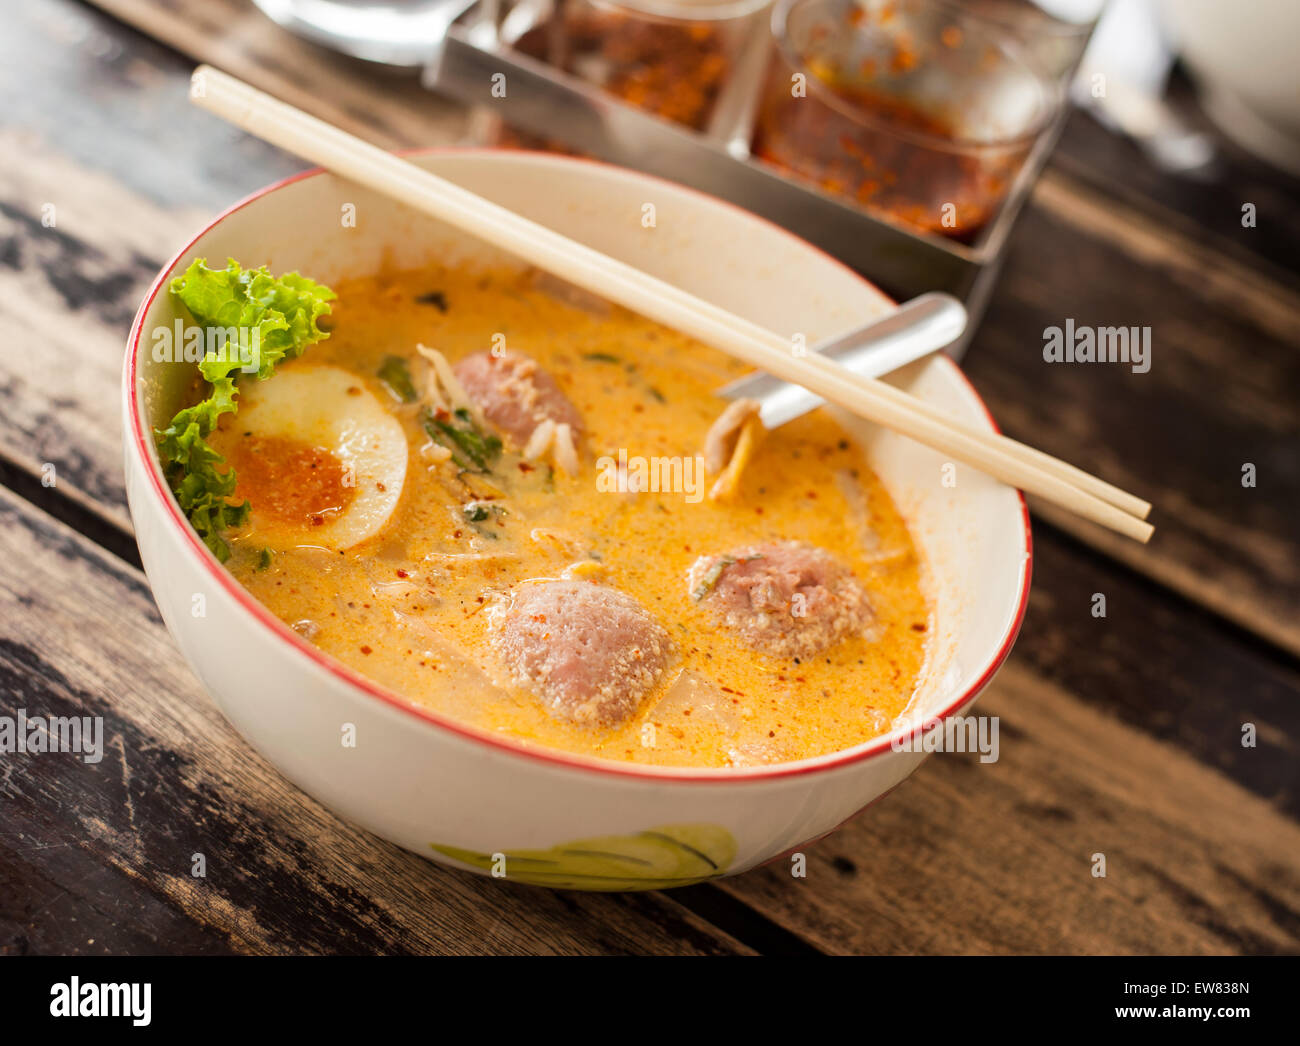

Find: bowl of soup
<box><xmin>123</xmin><ymin>149</ymin><xmax>1030</xmax><ymax>890</ymax></box>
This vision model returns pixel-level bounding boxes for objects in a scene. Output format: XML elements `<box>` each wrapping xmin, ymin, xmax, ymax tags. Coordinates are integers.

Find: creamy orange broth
<box><xmin>212</xmin><ymin>264</ymin><xmax>930</xmax><ymax>767</ymax></box>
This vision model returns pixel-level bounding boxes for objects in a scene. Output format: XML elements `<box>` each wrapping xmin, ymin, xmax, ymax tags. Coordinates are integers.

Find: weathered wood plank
<box><xmin>0</xmin><ymin>484</ymin><xmax>752</xmax><ymax>955</ymax></box>
<box><xmin>1</xmin><ymin>832</ymin><xmax>239</xmax><ymax>955</ymax></box>
<box><xmin>964</xmin><ymin>186</ymin><xmax>1300</xmax><ymax>655</ymax></box>
<box><xmin>1033</xmin><ymin>166</ymin><xmax>1300</xmax><ymax>348</ymax></box>
<box><xmin>0</xmin><ymin>128</ymin><xmax>175</xmax><ymax>526</ymax></box>
<box><xmin>1053</xmin><ymin>86</ymin><xmax>1300</xmax><ymax>288</ymax></box>
<box><xmin>3</xmin><ymin>0</ymin><xmax>305</xmax><ymax>212</ymax></box>
<box><xmin>1009</xmin><ymin>530</ymin><xmax>1299</xmax><ymax>819</ymax></box>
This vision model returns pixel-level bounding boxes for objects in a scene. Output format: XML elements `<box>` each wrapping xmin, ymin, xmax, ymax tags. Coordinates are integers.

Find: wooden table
<box><xmin>2</xmin><ymin>0</ymin><xmax>1297</xmax><ymax>956</ymax></box>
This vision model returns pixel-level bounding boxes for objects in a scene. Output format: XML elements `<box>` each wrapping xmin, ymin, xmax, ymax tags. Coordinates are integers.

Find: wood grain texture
<box><xmin>1006</xmin><ymin>532</ymin><xmax>1298</xmax><ymax>820</ymax></box>
<box><xmin>0</xmin><ymin>126</ymin><xmax>174</xmax><ymax>527</ymax></box>
<box><xmin>0</xmin><ymin>484</ymin><xmax>752</xmax><ymax>955</ymax></box>
<box><xmin>1054</xmin><ymin>83</ymin><xmax>1300</xmax><ymax>289</ymax></box>
<box><xmin>964</xmin><ymin>182</ymin><xmax>1300</xmax><ymax>655</ymax></box>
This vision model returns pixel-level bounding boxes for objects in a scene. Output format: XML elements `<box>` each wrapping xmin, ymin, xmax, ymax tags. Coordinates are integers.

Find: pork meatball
<box><xmin>687</xmin><ymin>540</ymin><xmax>872</xmax><ymax>658</ymax></box>
<box><xmin>453</xmin><ymin>350</ymin><xmax>582</xmax><ymax>448</ymax></box>
<box><xmin>495</xmin><ymin>580</ymin><xmax>674</xmax><ymax>727</ymax></box>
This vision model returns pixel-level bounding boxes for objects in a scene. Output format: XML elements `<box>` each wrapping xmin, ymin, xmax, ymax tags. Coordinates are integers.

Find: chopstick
<box><xmin>188</xmin><ymin>65</ymin><xmax>1154</xmax><ymax>543</ymax></box>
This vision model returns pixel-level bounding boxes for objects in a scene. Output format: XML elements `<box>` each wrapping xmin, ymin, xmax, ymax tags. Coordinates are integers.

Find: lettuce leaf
<box><xmin>154</xmin><ymin>258</ymin><xmax>336</xmax><ymax>561</ymax></box>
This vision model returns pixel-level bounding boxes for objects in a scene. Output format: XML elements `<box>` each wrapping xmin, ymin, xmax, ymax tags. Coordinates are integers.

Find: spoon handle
<box><xmin>718</xmin><ymin>293</ymin><xmax>967</xmax><ymax>429</ymax></box>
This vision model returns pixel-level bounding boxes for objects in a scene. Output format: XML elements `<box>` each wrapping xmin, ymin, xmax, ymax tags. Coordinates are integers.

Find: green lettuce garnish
<box><xmin>154</xmin><ymin>258</ymin><xmax>336</xmax><ymax>561</ymax></box>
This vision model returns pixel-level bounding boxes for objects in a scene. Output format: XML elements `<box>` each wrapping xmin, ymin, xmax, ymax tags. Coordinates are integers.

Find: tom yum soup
<box><xmin>155</xmin><ymin>258</ymin><xmax>931</xmax><ymax>768</ymax></box>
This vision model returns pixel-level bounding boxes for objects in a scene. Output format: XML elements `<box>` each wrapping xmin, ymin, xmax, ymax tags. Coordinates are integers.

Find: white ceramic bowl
<box><xmin>123</xmin><ymin>150</ymin><xmax>1030</xmax><ymax>890</ymax></box>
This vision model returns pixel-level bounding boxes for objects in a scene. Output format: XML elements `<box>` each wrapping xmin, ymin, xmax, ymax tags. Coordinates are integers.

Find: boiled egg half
<box><xmin>212</xmin><ymin>365</ymin><xmax>408</xmax><ymax>550</ymax></box>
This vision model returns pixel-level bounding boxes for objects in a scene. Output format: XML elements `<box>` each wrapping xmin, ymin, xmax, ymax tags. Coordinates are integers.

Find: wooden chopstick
<box><xmin>188</xmin><ymin>65</ymin><xmax>1154</xmax><ymax>543</ymax></box>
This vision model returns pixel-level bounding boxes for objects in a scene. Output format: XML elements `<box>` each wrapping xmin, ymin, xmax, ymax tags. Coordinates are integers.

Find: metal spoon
<box><xmin>717</xmin><ymin>293</ymin><xmax>967</xmax><ymax>429</ymax></box>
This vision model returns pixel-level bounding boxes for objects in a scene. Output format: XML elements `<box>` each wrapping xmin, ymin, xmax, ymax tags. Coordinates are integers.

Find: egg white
<box><xmin>233</xmin><ymin>365</ymin><xmax>408</xmax><ymax>550</ymax></box>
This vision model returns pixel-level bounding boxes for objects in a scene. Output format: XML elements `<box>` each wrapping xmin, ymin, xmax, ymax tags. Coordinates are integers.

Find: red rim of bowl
<box><xmin>125</xmin><ymin>146</ymin><xmax>1032</xmax><ymax>784</ymax></box>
